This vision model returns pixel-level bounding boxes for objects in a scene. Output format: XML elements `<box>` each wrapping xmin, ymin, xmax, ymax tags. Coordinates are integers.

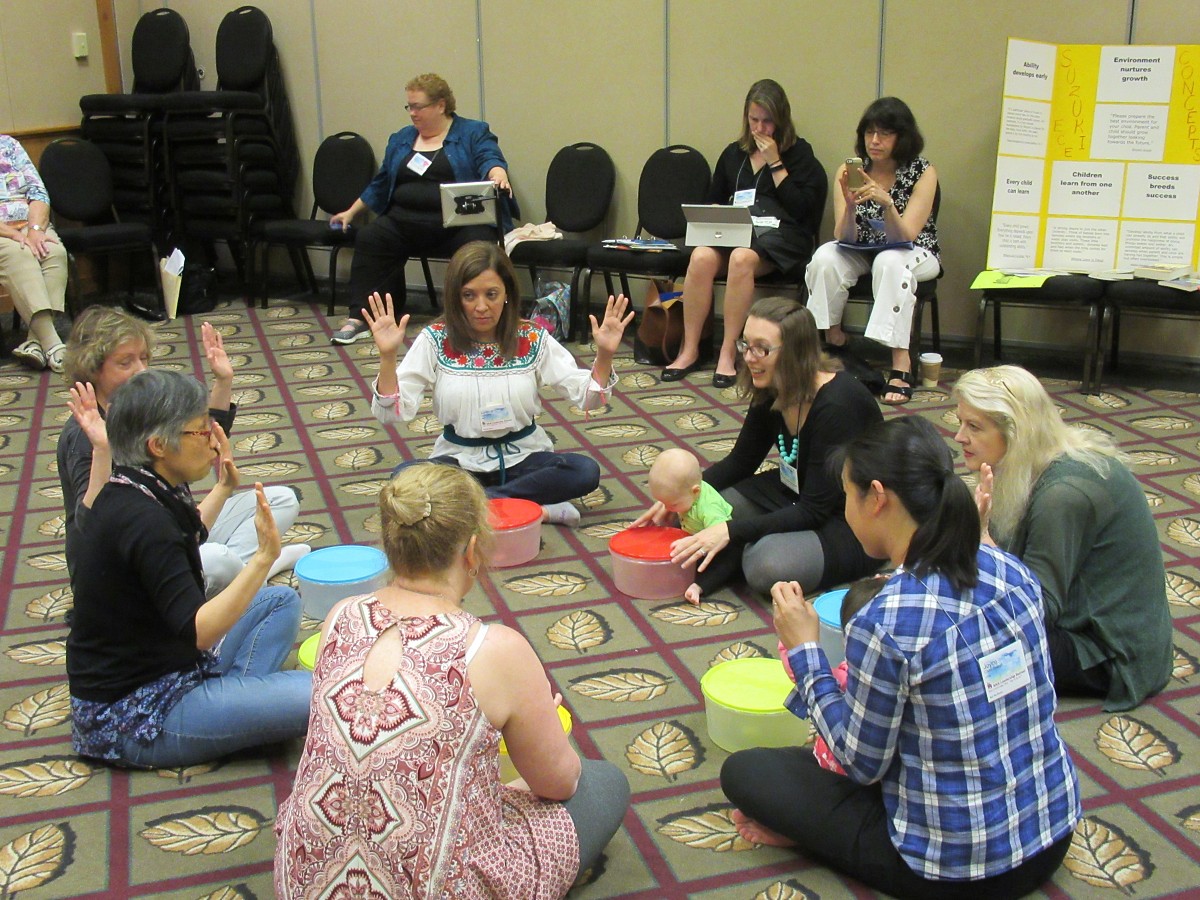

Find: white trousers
<box><xmin>804</xmin><ymin>241</ymin><xmax>940</xmax><ymax>350</ymax></box>
<box><xmin>200</xmin><ymin>485</ymin><xmax>300</xmax><ymax>596</ymax></box>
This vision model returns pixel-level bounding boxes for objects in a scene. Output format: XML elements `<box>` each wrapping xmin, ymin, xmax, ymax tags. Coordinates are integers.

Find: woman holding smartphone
<box><xmin>804</xmin><ymin>97</ymin><xmax>940</xmax><ymax>405</ymax></box>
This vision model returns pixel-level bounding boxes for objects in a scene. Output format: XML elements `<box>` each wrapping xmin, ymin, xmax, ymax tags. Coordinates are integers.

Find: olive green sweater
<box><xmin>1003</xmin><ymin>456</ymin><xmax>1172</xmax><ymax>711</ymax></box>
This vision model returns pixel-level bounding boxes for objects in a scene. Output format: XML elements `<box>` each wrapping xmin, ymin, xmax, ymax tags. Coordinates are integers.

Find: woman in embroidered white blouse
<box><xmin>364</xmin><ymin>241</ymin><xmax>632</xmax><ymax>527</ymax></box>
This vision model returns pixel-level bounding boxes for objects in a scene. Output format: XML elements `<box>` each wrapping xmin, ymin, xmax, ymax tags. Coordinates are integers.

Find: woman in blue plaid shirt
<box><xmin>721</xmin><ymin>416</ymin><xmax>1080</xmax><ymax>899</ymax></box>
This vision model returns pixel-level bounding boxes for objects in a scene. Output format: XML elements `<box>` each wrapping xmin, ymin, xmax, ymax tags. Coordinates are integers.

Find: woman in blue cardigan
<box><xmin>330</xmin><ymin>73</ymin><xmax>518</xmax><ymax>344</ymax></box>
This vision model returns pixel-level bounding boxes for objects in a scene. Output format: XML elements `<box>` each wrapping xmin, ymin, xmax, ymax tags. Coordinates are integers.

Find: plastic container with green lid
<box><xmin>487</xmin><ymin>497</ymin><xmax>543</xmax><ymax>568</ymax></box>
<box><xmin>608</xmin><ymin>526</ymin><xmax>695</xmax><ymax>599</ymax></box>
<box><xmin>700</xmin><ymin>657</ymin><xmax>808</xmax><ymax>752</ymax></box>
<box><xmin>297</xmin><ymin>632</ymin><xmax>321</xmax><ymax>671</ymax></box>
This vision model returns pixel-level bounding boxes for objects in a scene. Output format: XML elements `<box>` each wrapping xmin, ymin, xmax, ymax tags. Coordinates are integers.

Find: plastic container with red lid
<box><xmin>608</xmin><ymin>526</ymin><xmax>696</xmax><ymax>599</ymax></box>
<box><xmin>488</xmin><ymin>497</ymin><xmax>543</xmax><ymax>568</ymax></box>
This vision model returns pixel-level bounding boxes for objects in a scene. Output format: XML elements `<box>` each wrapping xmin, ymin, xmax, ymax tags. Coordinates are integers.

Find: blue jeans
<box><xmin>120</xmin><ymin>586</ymin><xmax>312</xmax><ymax>769</ymax></box>
<box><xmin>392</xmin><ymin>451</ymin><xmax>600</xmax><ymax>505</ymax></box>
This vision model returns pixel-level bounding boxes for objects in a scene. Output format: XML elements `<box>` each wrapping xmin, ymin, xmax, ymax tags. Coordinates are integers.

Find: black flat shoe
<box><xmin>711</xmin><ymin>372</ymin><xmax>737</xmax><ymax>389</ymax></box>
<box><xmin>661</xmin><ymin>358</ymin><xmax>707</xmax><ymax>382</ymax></box>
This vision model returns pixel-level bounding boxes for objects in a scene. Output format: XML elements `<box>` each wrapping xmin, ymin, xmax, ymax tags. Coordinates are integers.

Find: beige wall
<box><xmin>8</xmin><ymin>0</ymin><xmax>1200</xmax><ymax>360</ymax></box>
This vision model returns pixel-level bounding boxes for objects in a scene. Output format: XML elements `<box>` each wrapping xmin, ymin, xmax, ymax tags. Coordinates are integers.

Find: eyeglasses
<box><xmin>735</xmin><ymin>339</ymin><xmax>782</xmax><ymax>360</ymax></box>
<box><xmin>404</xmin><ymin>102</ymin><xmax>433</xmax><ymax>112</ymax></box>
<box><xmin>180</xmin><ymin>428</ymin><xmax>213</xmax><ymax>440</ymax></box>
<box><xmin>865</xmin><ymin>128</ymin><xmax>897</xmax><ymax>138</ymax></box>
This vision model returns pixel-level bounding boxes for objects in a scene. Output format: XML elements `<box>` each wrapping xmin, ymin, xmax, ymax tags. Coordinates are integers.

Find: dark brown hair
<box><xmin>736</xmin><ymin>297</ymin><xmax>839</xmax><ymax>411</ymax></box>
<box><xmin>440</xmin><ymin>242</ymin><xmax>521</xmax><ymax>358</ymax></box>
<box><xmin>854</xmin><ymin>96</ymin><xmax>924</xmax><ymax>169</ymax></box>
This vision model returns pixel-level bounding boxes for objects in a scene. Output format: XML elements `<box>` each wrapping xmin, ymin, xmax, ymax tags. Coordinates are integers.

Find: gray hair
<box><xmin>107</xmin><ymin>370</ymin><xmax>208</xmax><ymax>468</ymax></box>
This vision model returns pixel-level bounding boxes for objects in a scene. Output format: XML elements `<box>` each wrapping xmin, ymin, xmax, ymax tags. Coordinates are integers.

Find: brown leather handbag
<box><xmin>634</xmin><ymin>280</ymin><xmax>713</xmax><ymax>366</ymax></box>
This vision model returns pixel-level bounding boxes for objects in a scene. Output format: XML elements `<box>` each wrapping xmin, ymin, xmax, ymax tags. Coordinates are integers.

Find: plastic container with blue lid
<box><xmin>812</xmin><ymin>587</ymin><xmax>848</xmax><ymax>666</ymax></box>
<box><xmin>294</xmin><ymin>544</ymin><xmax>389</xmax><ymax>620</ymax></box>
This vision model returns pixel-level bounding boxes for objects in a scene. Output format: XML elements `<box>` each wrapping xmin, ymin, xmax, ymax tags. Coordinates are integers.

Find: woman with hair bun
<box><xmin>276</xmin><ymin>462</ymin><xmax>629</xmax><ymax>899</ymax></box>
<box><xmin>722</xmin><ymin>416</ymin><xmax>1080</xmax><ymax>899</ymax></box>
<box><xmin>953</xmin><ymin>364</ymin><xmax>1171</xmax><ymax>711</ymax></box>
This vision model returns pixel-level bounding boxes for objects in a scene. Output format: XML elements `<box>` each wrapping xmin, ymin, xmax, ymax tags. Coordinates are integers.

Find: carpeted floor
<box><xmin>1</xmin><ymin>293</ymin><xmax>1198</xmax><ymax>899</ymax></box>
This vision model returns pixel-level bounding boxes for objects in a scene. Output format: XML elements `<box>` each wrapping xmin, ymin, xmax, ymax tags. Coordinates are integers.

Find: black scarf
<box><xmin>110</xmin><ymin>465</ymin><xmax>208</xmax><ymax>591</ymax></box>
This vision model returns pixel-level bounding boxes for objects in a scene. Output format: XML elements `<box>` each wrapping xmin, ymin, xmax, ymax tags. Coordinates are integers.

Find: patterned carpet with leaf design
<box><xmin>1</xmin><ymin>293</ymin><xmax>1199</xmax><ymax>899</ymax></box>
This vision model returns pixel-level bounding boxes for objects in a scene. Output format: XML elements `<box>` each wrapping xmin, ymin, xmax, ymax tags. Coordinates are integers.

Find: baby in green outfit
<box><xmin>646</xmin><ymin>448</ymin><xmax>734</xmax><ymax>604</ymax></box>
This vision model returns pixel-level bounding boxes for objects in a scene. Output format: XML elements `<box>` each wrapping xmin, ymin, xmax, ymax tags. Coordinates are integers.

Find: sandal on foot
<box><xmin>12</xmin><ymin>340</ymin><xmax>47</xmax><ymax>371</ymax></box>
<box><xmin>45</xmin><ymin>343</ymin><xmax>66</xmax><ymax>375</ymax></box>
<box><xmin>881</xmin><ymin>369</ymin><xmax>914</xmax><ymax>405</ymax></box>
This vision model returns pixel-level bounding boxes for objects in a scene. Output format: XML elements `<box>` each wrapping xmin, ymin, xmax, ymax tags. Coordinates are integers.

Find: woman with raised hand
<box><xmin>66</xmin><ymin>370</ymin><xmax>311</xmax><ymax>769</ymax></box>
<box><xmin>953</xmin><ymin>364</ymin><xmax>1171</xmax><ymax>710</ymax></box>
<box><xmin>59</xmin><ymin>306</ymin><xmax>308</xmax><ymax>590</ymax></box>
<box><xmin>805</xmin><ymin>96</ymin><xmax>940</xmax><ymax>405</ymax></box>
<box><xmin>275</xmin><ymin>462</ymin><xmax>629</xmax><ymax>898</ymax></box>
<box><xmin>722</xmin><ymin>415</ymin><xmax>1080</xmax><ymax>899</ymax></box>
<box><xmin>365</xmin><ymin>240</ymin><xmax>632</xmax><ymax>527</ymax></box>
<box><xmin>638</xmin><ymin>296</ymin><xmax>882</xmax><ymax>595</ymax></box>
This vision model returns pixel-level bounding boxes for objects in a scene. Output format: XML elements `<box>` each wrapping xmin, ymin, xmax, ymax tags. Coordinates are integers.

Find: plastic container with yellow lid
<box><xmin>700</xmin><ymin>657</ymin><xmax>808</xmax><ymax>752</ymax></box>
<box><xmin>498</xmin><ymin>704</ymin><xmax>573</xmax><ymax>783</ymax></box>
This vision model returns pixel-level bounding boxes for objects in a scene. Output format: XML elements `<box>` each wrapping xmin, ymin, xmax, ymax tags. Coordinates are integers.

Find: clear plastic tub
<box><xmin>608</xmin><ymin>526</ymin><xmax>696</xmax><ymax>600</ymax></box>
<box><xmin>488</xmin><ymin>498</ymin><xmax>543</xmax><ymax>568</ymax></box>
<box><xmin>700</xmin><ymin>658</ymin><xmax>808</xmax><ymax>753</ymax></box>
<box><xmin>294</xmin><ymin>544</ymin><xmax>389</xmax><ymax>620</ymax></box>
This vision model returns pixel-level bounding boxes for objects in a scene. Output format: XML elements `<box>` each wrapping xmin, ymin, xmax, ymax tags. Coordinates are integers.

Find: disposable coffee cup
<box><xmin>919</xmin><ymin>352</ymin><xmax>943</xmax><ymax>388</ymax></box>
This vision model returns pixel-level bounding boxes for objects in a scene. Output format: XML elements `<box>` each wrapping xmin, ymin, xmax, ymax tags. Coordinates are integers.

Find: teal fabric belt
<box><xmin>441</xmin><ymin>423</ymin><xmax>537</xmax><ymax>484</ymax></box>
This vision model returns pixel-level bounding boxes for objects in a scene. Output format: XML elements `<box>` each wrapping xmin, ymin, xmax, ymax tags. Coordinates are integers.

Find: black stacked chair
<box><xmin>1093</xmin><ymin>280</ymin><xmax>1200</xmax><ymax>391</ymax></box>
<box><xmin>39</xmin><ymin>138</ymin><xmax>165</xmax><ymax>319</ymax></box>
<box><xmin>257</xmin><ymin>132</ymin><xmax>376</xmax><ymax>313</ymax></box>
<box><xmin>78</xmin><ymin>8</ymin><xmax>199</xmax><ymax>241</ymax></box>
<box><xmin>161</xmin><ymin>6</ymin><xmax>300</xmax><ymax>286</ymax></box>
<box><xmin>844</xmin><ymin>183</ymin><xmax>944</xmax><ymax>362</ymax></box>
<box><xmin>509</xmin><ymin>142</ymin><xmax>615</xmax><ymax>340</ymax></box>
<box><xmin>584</xmin><ymin>145</ymin><xmax>710</xmax><ymax>332</ymax></box>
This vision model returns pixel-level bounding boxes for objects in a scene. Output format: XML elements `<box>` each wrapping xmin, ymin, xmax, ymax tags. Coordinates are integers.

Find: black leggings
<box><xmin>721</xmin><ymin>747</ymin><xmax>1073</xmax><ymax>900</ymax></box>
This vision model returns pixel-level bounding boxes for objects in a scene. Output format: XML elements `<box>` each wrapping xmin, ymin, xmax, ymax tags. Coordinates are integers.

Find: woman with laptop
<box><xmin>662</xmin><ymin>79</ymin><xmax>826</xmax><ymax>388</ymax></box>
<box><xmin>804</xmin><ymin>96</ymin><xmax>940</xmax><ymax>405</ymax></box>
<box><xmin>329</xmin><ymin>73</ymin><xmax>517</xmax><ymax>345</ymax></box>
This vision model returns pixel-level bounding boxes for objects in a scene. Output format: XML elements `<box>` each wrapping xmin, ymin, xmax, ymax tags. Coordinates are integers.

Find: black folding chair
<box><xmin>257</xmin><ymin>132</ymin><xmax>376</xmax><ymax>313</ymax></box>
<box><xmin>39</xmin><ymin>138</ymin><xmax>164</xmax><ymax>319</ymax></box>
<box><xmin>584</xmin><ymin>145</ymin><xmax>710</xmax><ymax>336</ymax></box>
<box><xmin>509</xmin><ymin>142</ymin><xmax>615</xmax><ymax>340</ymax></box>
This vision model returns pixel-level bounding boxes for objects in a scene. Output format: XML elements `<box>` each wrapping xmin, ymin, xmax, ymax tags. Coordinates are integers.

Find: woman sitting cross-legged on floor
<box><xmin>364</xmin><ymin>240</ymin><xmax>632</xmax><ymax>527</ymax></box>
<box><xmin>637</xmin><ymin>297</ymin><xmax>884</xmax><ymax>597</ymax></box>
<box><xmin>722</xmin><ymin>416</ymin><xmax>1081</xmax><ymax>900</ymax></box>
<box><xmin>66</xmin><ymin>370</ymin><xmax>311</xmax><ymax>769</ymax></box>
<box><xmin>58</xmin><ymin>306</ymin><xmax>308</xmax><ymax>591</ymax></box>
<box><xmin>804</xmin><ymin>97</ymin><xmax>940</xmax><ymax>405</ymax></box>
<box><xmin>274</xmin><ymin>462</ymin><xmax>630</xmax><ymax>898</ymax></box>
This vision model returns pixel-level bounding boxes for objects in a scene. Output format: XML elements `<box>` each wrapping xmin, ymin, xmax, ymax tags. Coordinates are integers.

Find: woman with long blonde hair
<box><xmin>952</xmin><ymin>365</ymin><xmax>1171</xmax><ymax>710</ymax></box>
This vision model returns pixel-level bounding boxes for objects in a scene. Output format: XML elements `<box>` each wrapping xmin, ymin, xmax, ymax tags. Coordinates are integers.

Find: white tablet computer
<box><xmin>440</xmin><ymin>181</ymin><xmax>500</xmax><ymax>228</ymax></box>
<box><xmin>681</xmin><ymin>204</ymin><xmax>753</xmax><ymax>248</ymax></box>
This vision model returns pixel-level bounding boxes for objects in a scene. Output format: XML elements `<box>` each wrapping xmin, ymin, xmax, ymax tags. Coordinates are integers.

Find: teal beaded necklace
<box><xmin>776</xmin><ymin>430</ymin><xmax>800</xmax><ymax>465</ymax></box>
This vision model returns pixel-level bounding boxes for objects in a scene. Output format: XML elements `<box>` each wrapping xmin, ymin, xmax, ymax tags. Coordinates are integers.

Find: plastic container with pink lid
<box><xmin>608</xmin><ymin>526</ymin><xmax>696</xmax><ymax>600</ymax></box>
<box><xmin>488</xmin><ymin>497</ymin><xmax>543</xmax><ymax>568</ymax></box>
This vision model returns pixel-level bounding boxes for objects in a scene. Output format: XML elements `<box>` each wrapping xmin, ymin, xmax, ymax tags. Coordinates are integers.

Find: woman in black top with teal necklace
<box><xmin>644</xmin><ymin>297</ymin><xmax>883</xmax><ymax>595</ymax></box>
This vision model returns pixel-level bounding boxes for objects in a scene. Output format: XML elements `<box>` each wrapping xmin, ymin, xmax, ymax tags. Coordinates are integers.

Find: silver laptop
<box><xmin>440</xmin><ymin>181</ymin><xmax>499</xmax><ymax>228</ymax></box>
<box><xmin>682</xmin><ymin>204</ymin><xmax>753</xmax><ymax>248</ymax></box>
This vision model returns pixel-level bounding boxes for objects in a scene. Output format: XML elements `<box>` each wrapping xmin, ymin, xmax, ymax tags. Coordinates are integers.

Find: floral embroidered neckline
<box><xmin>428</xmin><ymin>320</ymin><xmax>542</xmax><ymax>369</ymax></box>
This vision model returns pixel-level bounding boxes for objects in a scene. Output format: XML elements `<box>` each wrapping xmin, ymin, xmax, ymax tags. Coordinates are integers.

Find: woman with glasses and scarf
<box><xmin>638</xmin><ymin>296</ymin><xmax>882</xmax><ymax>597</ymax></box>
<box><xmin>329</xmin><ymin>72</ymin><xmax>517</xmax><ymax>345</ymax></box>
<box><xmin>66</xmin><ymin>370</ymin><xmax>310</xmax><ymax>769</ymax></box>
<box><xmin>805</xmin><ymin>97</ymin><xmax>940</xmax><ymax>405</ymax></box>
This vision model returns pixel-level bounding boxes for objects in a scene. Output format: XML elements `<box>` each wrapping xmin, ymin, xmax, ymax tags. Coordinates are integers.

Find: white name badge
<box><xmin>480</xmin><ymin>403</ymin><xmax>516</xmax><ymax>433</ymax></box>
<box><xmin>779</xmin><ymin>458</ymin><xmax>799</xmax><ymax>493</ymax></box>
<box><xmin>751</xmin><ymin>215</ymin><xmax>781</xmax><ymax>229</ymax></box>
<box><xmin>979</xmin><ymin>642</ymin><xmax>1031</xmax><ymax>703</ymax></box>
<box><xmin>732</xmin><ymin>188</ymin><xmax>756</xmax><ymax>207</ymax></box>
<box><xmin>407</xmin><ymin>152</ymin><xmax>433</xmax><ymax>175</ymax></box>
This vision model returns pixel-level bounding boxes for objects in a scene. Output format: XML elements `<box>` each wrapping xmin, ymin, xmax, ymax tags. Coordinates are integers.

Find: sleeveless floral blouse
<box><xmin>855</xmin><ymin>155</ymin><xmax>940</xmax><ymax>256</ymax></box>
<box><xmin>275</xmin><ymin>597</ymin><xmax>578</xmax><ymax>899</ymax></box>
